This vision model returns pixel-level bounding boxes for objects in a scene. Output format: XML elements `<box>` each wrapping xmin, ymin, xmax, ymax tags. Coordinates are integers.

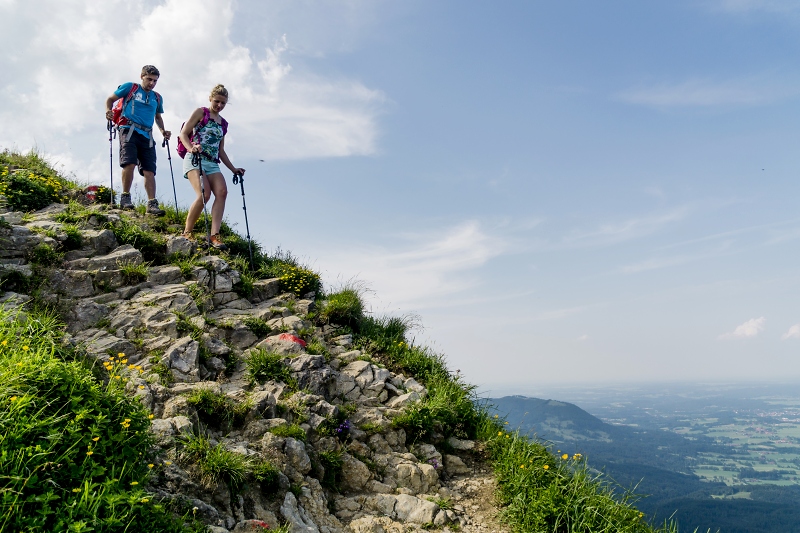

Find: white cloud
<box><xmin>718</xmin><ymin>317</ymin><xmax>766</xmax><ymax>339</ymax></box>
<box><xmin>316</xmin><ymin>221</ymin><xmax>509</xmax><ymax>310</ymax></box>
<box><xmin>782</xmin><ymin>324</ymin><xmax>800</xmax><ymax>340</ymax></box>
<box><xmin>576</xmin><ymin>334</ymin><xmax>589</xmax><ymax>342</ymax></box>
<box><xmin>617</xmin><ymin>77</ymin><xmax>797</xmax><ymax>108</ymax></box>
<box><xmin>0</xmin><ymin>0</ymin><xmax>385</xmax><ymax>179</ymax></box>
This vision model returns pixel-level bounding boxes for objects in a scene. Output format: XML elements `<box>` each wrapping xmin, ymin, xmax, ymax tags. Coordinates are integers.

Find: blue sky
<box><xmin>3</xmin><ymin>0</ymin><xmax>800</xmax><ymax>392</ymax></box>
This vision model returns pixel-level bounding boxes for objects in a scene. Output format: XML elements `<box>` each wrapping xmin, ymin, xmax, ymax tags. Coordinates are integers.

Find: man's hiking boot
<box><xmin>146</xmin><ymin>199</ymin><xmax>166</xmax><ymax>216</ymax></box>
<box><xmin>119</xmin><ymin>193</ymin><xmax>134</xmax><ymax>210</ymax></box>
<box><xmin>209</xmin><ymin>234</ymin><xmax>228</xmax><ymax>251</ymax></box>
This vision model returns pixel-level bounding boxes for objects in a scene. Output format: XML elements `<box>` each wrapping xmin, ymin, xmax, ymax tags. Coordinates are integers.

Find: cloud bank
<box><xmin>0</xmin><ymin>0</ymin><xmax>385</xmax><ymax>179</ymax></box>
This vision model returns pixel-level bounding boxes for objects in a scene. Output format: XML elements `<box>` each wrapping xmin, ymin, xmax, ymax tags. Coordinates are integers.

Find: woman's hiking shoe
<box><xmin>209</xmin><ymin>234</ymin><xmax>228</xmax><ymax>251</ymax></box>
<box><xmin>146</xmin><ymin>199</ymin><xmax>166</xmax><ymax>216</ymax></box>
<box><xmin>119</xmin><ymin>193</ymin><xmax>134</xmax><ymax>210</ymax></box>
<box><xmin>179</xmin><ymin>231</ymin><xmax>195</xmax><ymax>243</ymax></box>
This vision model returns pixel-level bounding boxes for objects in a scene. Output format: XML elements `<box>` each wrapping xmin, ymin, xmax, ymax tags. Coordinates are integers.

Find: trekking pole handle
<box><xmin>232</xmin><ymin>172</ymin><xmax>243</xmax><ymax>185</ymax></box>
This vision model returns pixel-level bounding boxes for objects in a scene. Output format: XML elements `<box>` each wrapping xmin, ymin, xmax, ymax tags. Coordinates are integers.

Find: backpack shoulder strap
<box><xmin>220</xmin><ymin>117</ymin><xmax>228</xmax><ymax>136</ymax></box>
<box><xmin>124</xmin><ymin>83</ymin><xmax>139</xmax><ymax>104</ymax></box>
<box><xmin>154</xmin><ymin>91</ymin><xmax>162</xmax><ymax>107</ymax></box>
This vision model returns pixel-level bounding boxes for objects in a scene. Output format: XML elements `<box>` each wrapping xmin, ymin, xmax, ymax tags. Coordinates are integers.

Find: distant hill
<box><xmin>488</xmin><ymin>396</ymin><xmax>800</xmax><ymax>533</ymax></box>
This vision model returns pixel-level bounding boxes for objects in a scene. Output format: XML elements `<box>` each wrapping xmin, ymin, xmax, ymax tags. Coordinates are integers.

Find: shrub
<box><xmin>119</xmin><ymin>260</ymin><xmax>150</xmax><ymax>284</ymax></box>
<box><xmin>269</xmin><ymin>424</ymin><xmax>307</xmax><ymax>442</ymax></box>
<box><xmin>180</xmin><ymin>434</ymin><xmax>247</xmax><ymax>491</ymax></box>
<box><xmin>251</xmin><ymin>459</ymin><xmax>281</xmax><ymax>493</ymax></box>
<box><xmin>0</xmin><ymin>151</ymin><xmax>66</xmax><ymax>212</ymax></box>
<box><xmin>257</xmin><ymin>249</ymin><xmax>321</xmax><ymax>296</ymax></box>
<box><xmin>246</xmin><ymin>349</ymin><xmax>294</xmax><ymax>386</ymax></box>
<box><xmin>318</xmin><ymin>450</ymin><xmax>344</xmax><ymax>491</ymax></box>
<box><xmin>242</xmin><ymin>316</ymin><xmax>272</xmax><ymax>338</ymax></box>
<box><xmin>185</xmin><ymin>388</ymin><xmax>250</xmax><ymax>428</ymax></box>
<box><xmin>108</xmin><ymin>215</ymin><xmax>166</xmax><ymax>264</ymax></box>
<box><xmin>168</xmin><ymin>253</ymin><xmax>201</xmax><ymax>278</ymax></box>
<box><xmin>61</xmin><ymin>223</ymin><xmax>83</xmax><ymax>251</ymax></box>
<box><xmin>0</xmin><ymin>308</ymin><xmax>188</xmax><ymax>532</ymax></box>
<box><xmin>28</xmin><ymin>242</ymin><xmax>62</xmax><ymax>266</ymax></box>
<box><xmin>318</xmin><ymin>284</ymin><xmax>365</xmax><ymax>330</ymax></box>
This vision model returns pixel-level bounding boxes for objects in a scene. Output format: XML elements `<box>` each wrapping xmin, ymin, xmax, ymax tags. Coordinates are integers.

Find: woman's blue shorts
<box><xmin>183</xmin><ymin>155</ymin><xmax>221</xmax><ymax>179</ymax></box>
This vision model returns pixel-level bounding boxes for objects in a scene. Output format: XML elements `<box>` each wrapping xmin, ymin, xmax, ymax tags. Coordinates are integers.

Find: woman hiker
<box><xmin>179</xmin><ymin>84</ymin><xmax>245</xmax><ymax>250</ymax></box>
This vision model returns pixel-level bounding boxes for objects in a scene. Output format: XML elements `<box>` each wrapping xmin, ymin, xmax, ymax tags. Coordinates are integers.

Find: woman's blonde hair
<box><xmin>210</xmin><ymin>84</ymin><xmax>229</xmax><ymax>99</ymax></box>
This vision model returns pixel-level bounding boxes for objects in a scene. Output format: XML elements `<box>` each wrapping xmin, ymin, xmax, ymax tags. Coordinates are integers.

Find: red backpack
<box><xmin>176</xmin><ymin>107</ymin><xmax>228</xmax><ymax>161</ymax></box>
<box><xmin>111</xmin><ymin>83</ymin><xmax>162</xmax><ymax>127</ymax></box>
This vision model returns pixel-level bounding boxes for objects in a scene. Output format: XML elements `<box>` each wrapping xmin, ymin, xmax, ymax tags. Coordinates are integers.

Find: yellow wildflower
<box><xmin>22</xmin><ymin>345</ymin><xmax>29</xmax><ymax>351</ymax></box>
<box><xmin>10</xmin><ymin>396</ymin><xmax>17</xmax><ymax>402</ymax></box>
<box><xmin>147</xmin><ymin>464</ymin><xmax>154</xmax><ymax>469</ymax></box>
<box><xmin>130</xmin><ymin>481</ymin><xmax>138</xmax><ymax>486</ymax></box>
<box><xmin>86</xmin><ymin>451</ymin><xmax>93</xmax><ymax>456</ymax></box>
<box><xmin>562</xmin><ymin>454</ymin><xmax>568</xmax><ymax>460</ymax></box>
<box><xmin>543</xmin><ymin>465</ymin><xmax>549</xmax><ymax>470</ymax></box>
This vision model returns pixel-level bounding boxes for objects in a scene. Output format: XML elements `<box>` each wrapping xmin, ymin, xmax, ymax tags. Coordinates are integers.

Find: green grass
<box><xmin>269</xmin><ymin>423</ymin><xmax>307</xmax><ymax>442</ymax></box>
<box><xmin>107</xmin><ymin>215</ymin><xmax>167</xmax><ymax>264</ymax></box>
<box><xmin>0</xmin><ymin>150</ymin><xmax>69</xmax><ymax>211</ymax></box>
<box><xmin>243</xmin><ymin>316</ymin><xmax>272</xmax><ymax>338</ymax></box>
<box><xmin>0</xmin><ymin>307</ymin><xmax>193</xmax><ymax>532</ymax></box>
<box><xmin>318</xmin><ymin>450</ymin><xmax>344</xmax><ymax>491</ymax></box>
<box><xmin>246</xmin><ymin>349</ymin><xmax>295</xmax><ymax>386</ymax></box>
<box><xmin>318</xmin><ymin>283</ymin><xmax>365</xmax><ymax>330</ymax></box>
<box><xmin>118</xmin><ymin>260</ymin><xmax>150</xmax><ymax>285</ymax></box>
<box><xmin>28</xmin><ymin>242</ymin><xmax>62</xmax><ymax>267</ymax></box>
<box><xmin>180</xmin><ymin>434</ymin><xmax>248</xmax><ymax>491</ymax></box>
<box><xmin>185</xmin><ymin>388</ymin><xmax>250</xmax><ymax>428</ymax></box>
<box><xmin>479</xmin><ymin>419</ymin><xmax>678</xmax><ymax>533</ymax></box>
<box><xmin>61</xmin><ymin>223</ymin><xmax>83</xmax><ymax>251</ymax></box>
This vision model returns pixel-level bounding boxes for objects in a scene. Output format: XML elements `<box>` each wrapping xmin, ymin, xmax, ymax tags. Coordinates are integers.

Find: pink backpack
<box><xmin>176</xmin><ymin>107</ymin><xmax>228</xmax><ymax>161</ymax></box>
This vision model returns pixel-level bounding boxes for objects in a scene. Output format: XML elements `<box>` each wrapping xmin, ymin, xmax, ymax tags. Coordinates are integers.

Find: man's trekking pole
<box><xmin>191</xmin><ymin>152</ymin><xmax>211</xmax><ymax>247</ymax></box>
<box><xmin>162</xmin><ymin>138</ymin><xmax>179</xmax><ymax>212</ymax></box>
<box><xmin>232</xmin><ymin>172</ymin><xmax>253</xmax><ymax>267</ymax></box>
<box><xmin>107</xmin><ymin>120</ymin><xmax>116</xmax><ymax>207</ymax></box>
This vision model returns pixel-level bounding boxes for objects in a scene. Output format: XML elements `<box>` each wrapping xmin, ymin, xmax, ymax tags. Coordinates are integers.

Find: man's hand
<box><xmin>162</xmin><ymin>130</ymin><xmax>172</xmax><ymax>141</ymax></box>
<box><xmin>105</xmin><ymin>109</ymin><xmax>113</xmax><ymax>121</ymax></box>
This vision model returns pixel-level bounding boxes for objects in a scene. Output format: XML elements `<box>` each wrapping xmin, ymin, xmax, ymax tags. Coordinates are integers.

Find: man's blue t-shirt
<box><xmin>114</xmin><ymin>82</ymin><xmax>164</xmax><ymax>139</ymax></box>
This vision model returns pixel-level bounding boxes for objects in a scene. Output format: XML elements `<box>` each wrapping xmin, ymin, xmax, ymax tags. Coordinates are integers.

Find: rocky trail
<box><xmin>0</xmin><ymin>201</ymin><xmax>511</xmax><ymax>533</ymax></box>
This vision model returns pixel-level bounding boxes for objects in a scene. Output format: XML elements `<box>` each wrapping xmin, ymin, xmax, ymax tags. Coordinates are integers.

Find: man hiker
<box><xmin>104</xmin><ymin>65</ymin><xmax>171</xmax><ymax>215</ymax></box>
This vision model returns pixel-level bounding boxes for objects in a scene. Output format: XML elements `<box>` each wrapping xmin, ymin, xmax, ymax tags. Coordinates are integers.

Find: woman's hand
<box><xmin>190</xmin><ymin>143</ymin><xmax>202</xmax><ymax>154</ymax></box>
<box><xmin>233</xmin><ymin>168</ymin><xmax>245</xmax><ymax>176</ymax></box>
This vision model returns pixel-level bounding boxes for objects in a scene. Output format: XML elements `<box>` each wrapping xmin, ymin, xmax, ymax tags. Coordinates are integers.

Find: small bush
<box><xmin>0</xmin><ymin>163</ymin><xmax>64</xmax><ymax>211</ymax></box>
<box><xmin>305</xmin><ymin>339</ymin><xmax>328</xmax><ymax>357</ymax></box>
<box><xmin>28</xmin><ymin>242</ymin><xmax>62</xmax><ymax>266</ymax></box>
<box><xmin>61</xmin><ymin>223</ymin><xmax>83</xmax><ymax>251</ymax></box>
<box><xmin>109</xmin><ymin>215</ymin><xmax>166</xmax><ymax>264</ymax></box>
<box><xmin>246</xmin><ymin>349</ymin><xmax>294</xmax><ymax>386</ymax></box>
<box><xmin>119</xmin><ymin>260</ymin><xmax>150</xmax><ymax>284</ymax></box>
<box><xmin>243</xmin><ymin>316</ymin><xmax>272</xmax><ymax>338</ymax></box>
<box><xmin>180</xmin><ymin>434</ymin><xmax>247</xmax><ymax>491</ymax></box>
<box><xmin>0</xmin><ymin>308</ymin><xmax>187</xmax><ymax>532</ymax></box>
<box><xmin>186</xmin><ymin>388</ymin><xmax>250</xmax><ymax>428</ymax></box>
<box><xmin>168</xmin><ymin>253</ymin><xmax>200</xmax><ymax>278</ymax></box>
<box><xmin>251</xmin><ymin>459</ymin><xmax>281</xmax><ymax>493</ymax></box>
<box><xmin>256</xmin><ymin>249</ymin><xmax>321</xmax><ymax>296</ymax></box>
<box><xmin>318</xmin><ymin>284</ymin><xmax>366</xmax><ymax>330</ymax></box>
<box><xmin>318</xmin><ymin>450</ymin><xmax>344</xmax><ymax>491</ymax></box>
<box><xmin>269</xmin><ymin>423</ymin><xmax>307</xmax><ymax>442</ymax></box>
